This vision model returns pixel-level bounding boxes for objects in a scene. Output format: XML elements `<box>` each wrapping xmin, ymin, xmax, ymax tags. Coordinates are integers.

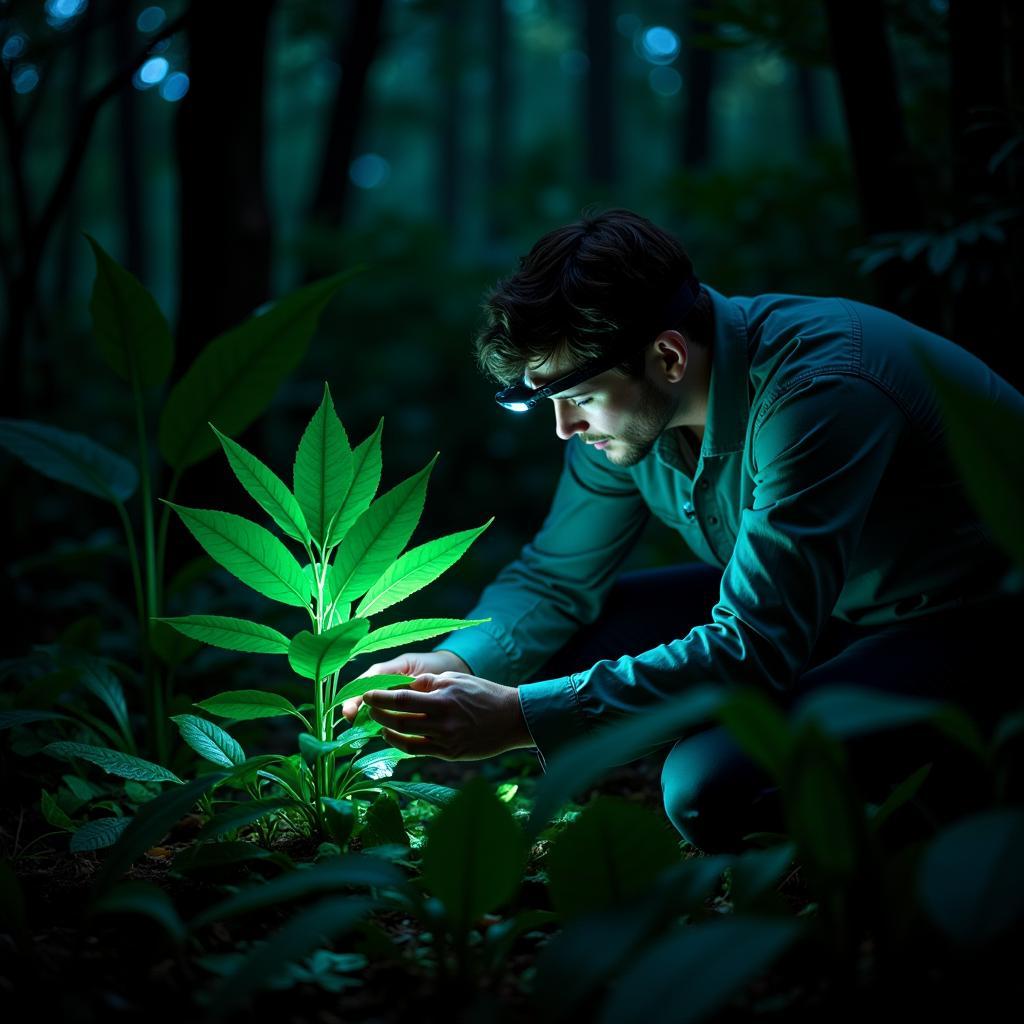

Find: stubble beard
<box><xmin>605</xmin><ymin>378</ymin><xmax>680</xmax><ymax>468</ymax></box>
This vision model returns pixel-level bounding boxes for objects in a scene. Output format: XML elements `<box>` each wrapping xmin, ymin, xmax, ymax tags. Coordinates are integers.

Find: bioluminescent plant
<box><xmin>157</xmin><ymin>383</ymin><xmax>492</xmax><ymax>843</ymax></box>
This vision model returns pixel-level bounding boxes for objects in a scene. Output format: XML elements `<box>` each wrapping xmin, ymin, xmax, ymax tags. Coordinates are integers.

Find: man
<box><xmin>342</xmin><ymin>208</ymin><xmax>1024</xmax><ymax>853</ymax></box>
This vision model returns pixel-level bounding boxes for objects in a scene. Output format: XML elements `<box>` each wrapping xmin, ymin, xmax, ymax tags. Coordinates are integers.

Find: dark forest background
<box><xmin>3</xmin><ymin>0</ymin><xmax>1023</xmax><ymax>664</ymax></box>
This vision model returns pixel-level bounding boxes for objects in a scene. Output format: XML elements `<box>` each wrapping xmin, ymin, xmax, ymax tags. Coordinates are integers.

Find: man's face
<box><xmin>523</xmin><ymin>351</ymin><xmax>679</xmax><ymax>467</ymax></box>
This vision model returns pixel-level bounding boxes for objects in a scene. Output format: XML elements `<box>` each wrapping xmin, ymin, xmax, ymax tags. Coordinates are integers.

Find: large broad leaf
<box><xmin>349</xmin><ymin>618</ymin><xmax>491</xmax><ymax>658</ymax></box>
<box><xmin>420</xmin><ymin>777</ymin><xmax>527</xmax><ymax>933</ymax></box>
<box><xmin>158</xmin><ymin>270</ymin><xmax>357</xmax><ymax>471</ymax></box>
<box><xmin>163</xmin><ymin>502</ymin><xmax>310</xmax><ymax>608</ymax></box>
<box><xmin>347</xmin><ymin>746</ymin><xmax>416</xmax><ymax>784</ymax></box>
<box><xmin>381</xmin><ymin>780</ymin><xmax>460</xmax><ymax>808</ymax></box>
<box><xmin>70</xmin><ymin>816</ymin><xmax>133</xmax><ymax>852</ymax></box>
<box><xmin>155</xmin><ymin>614</ymin><xmax>290</xmax><ymax>655</ymax></box>
<box><xmin>545</xmin><ymin>797</ymin><xmax>681</xmax><ymax>920</ymax></box>
<box><xmin>288</xmin><ymin>619</ymin><xmax>370</xmax><ymax>681</ymax></box>
<box><xmin>194</xmin><ymin>798</ymin><xmax>298</xmax><ymax>843</ymax></box>
<box><xmin>43</xmin><ymin>741</ymin><xmax>182</xmax><ymax>784</ymax></box>
<box><xmin>325</xmin><ymin>418</ymin><xmax>383</xmax><ymax>551</ymax></box>
<box><xmin>916</xmin><ymin>345</ymin><xmax>1024</xmax><ymax>567</ymax></box>
<box><xmin>203</xmin><ymin>896</ymin><xmax>377</xmax><ymax>1014</ymax></box>
<box><xmin>598</xmin><ymin>917</ymin><xmax>803</xmax><ymax>1024</ymax></box>
<box><xmin>194</xmin><ymin>690</ymin><xmax>309</xmax><ymax>726</ymax></box>
<box><xmin>85</xmin><ymin>233</ymin><xmax>173</xmax><ymax>389</ymax></box>
<box><xmin>331</xmin><ymin>455</ymin><xmax>438</xmax><ymax>604</ymax></box>
<box><xmin>211</xmin><ymin>424</ymin><xmax>310</xmax><ymax>544</ymax></box>
<box><xmin>919</xmin><ymin>807</ymin><xmax>1024</xmax><ymax>949</ymax></box>
<box><xmin>190</xmin><ymin>853</ymin><xmax>407</xmax><ymax>930</ymax></box>
<box><xmin>76</xmin><ymin>659</ymin><xmax>132</xmax><ymax>742</ymax></box>
<box><xmin>93</xmin><ymin>772</ymin><xmax>229</xmax><ymax>893</ymax></box>
<box><xmin>355</xmin><ymin>519</ymin><xmax>494</xmax><ymax>618</ymax></box>
<box><xmin>0</xmin><ymin>419</ymin><xmax>137</xmax><ymax>503</ymax></box>
<box><xmin>528</xmin><ymin>685</ymin><xmax>723</xmax><ymax>837</ymax></box>
<box><xmin>293</xmin><ymin>382</ymin><xmax>353</xmax><ymax>549</ymax></box>
<box><xmin>171</xmin><ymin>714</ymin><xmax>246</xmax><ymax>768</ymax></box>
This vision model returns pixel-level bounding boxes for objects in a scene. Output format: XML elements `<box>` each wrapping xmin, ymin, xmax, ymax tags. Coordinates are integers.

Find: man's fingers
<box><xmin>381</xmin><ymin>727</ymin><xmax>441</xmax><ymax>756</ymax></box>
<box><xmin>363</xmin><ymin>687</ymin><xmax>434</xmax><ymax>711</ymax></box>
<box><xmin>365</xmin><ymin>705</ymin><xmax>431</xmax><ymax>733</ymax></box>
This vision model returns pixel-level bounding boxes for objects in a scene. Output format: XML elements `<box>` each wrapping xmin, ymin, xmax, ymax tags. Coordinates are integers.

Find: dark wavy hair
<box><xmin>474</xmin><ymin>207</ymin><xmax>713</xmax><ymax>387</ymax></box>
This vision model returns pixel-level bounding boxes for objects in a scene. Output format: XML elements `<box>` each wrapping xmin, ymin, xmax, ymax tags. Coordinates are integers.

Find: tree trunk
<box><xmin>175</xmin><ymin>0</ymin><xmax>274</xmax><ymax>370</ymax></box>
<box><xmin>584</xmin><ymin>0</ymin><xmax>616</xmax><ymax>186</ymax></box>
<box><xmin>306</xmin><ymin>0</ymin><xmax>386</xmax><ymax>251</ymax></box>
<box><xmin>681</xmin><ymin>0</ymin><xmax>716</xmax><ymax>169</ymax></box>
<box><xmin>822</xmin><ymin>0</ymin><xmax>937</xmax><ymax>329</ymax></box>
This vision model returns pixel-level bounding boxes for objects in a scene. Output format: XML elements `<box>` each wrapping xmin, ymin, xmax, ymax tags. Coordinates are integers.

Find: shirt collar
<box><xmin>652</xmin><ymin>283</ymin><xmax>751</xmax><ymax>467</ymax></box>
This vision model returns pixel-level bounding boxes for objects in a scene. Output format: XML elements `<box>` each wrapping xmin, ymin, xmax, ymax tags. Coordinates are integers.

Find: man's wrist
<box><xmin>506</xmin><ymin>685</ymin><xmax>536</xmax><ymax>751</ymax></box>
<box><xmin>435</xmin><ymin>648</ymin><xmax>471</xmax><ymax>674</ymax></box>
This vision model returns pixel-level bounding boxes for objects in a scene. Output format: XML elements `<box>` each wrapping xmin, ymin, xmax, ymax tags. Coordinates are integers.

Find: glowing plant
<box><xmin>158</xmin><ymin>383</ymin><xmax>492</xmax><ymax>843</ymax></box>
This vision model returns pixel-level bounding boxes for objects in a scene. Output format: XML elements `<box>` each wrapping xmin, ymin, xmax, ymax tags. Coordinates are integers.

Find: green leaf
<box><xmin>92</xmin><ymin>881</ymin><xmax>186</xmax><ymax>945</ymax></box>
<box><xmin>70</xmin><ymin>816</ymin><xmax>133</xmax><ymax>852</ymax></box>
<box><xmin>331</xmin><ymin>454</ymin><xmax>438</xmax><ymax>604</ymax></box>
<box><xmin>158</xmin><ymin>270</ymin><xmax>358</xmax><ymax>472</ymax></box>
<box><xmin>190</xmin><ymin>853</ymin><xmax>407</xmax><ymax>930</ymax></box>
<box><xmin>727</xmin><ymin>843</ymin><xmax>798</xmax><ymax>911</ymax></box>
<box><xmin>359</xmin><ymin>791</ymin><xmax>408</xmax><ymax>848</ymax></box>
<box><xmin>204</xmin><ymin>897</ymin><xmax>377</xmax><ymax>1015</ymax></box>
<box><xmin>320</xmin><ymin>797</ymin><xmax>357</xmax><ymax>846</ymax></box>
<box><xmin>85</xmin><ymin>233</ymin><xmax>173</xmax><ymax>389</ymax></box>
<box><xmin>172</xmin><ymin>841</ymin><xmax>292</xmax><ymax>878</ymax></box>
<box><xmin>781</xmin><ymin>721</ymin><xmax>870</xmax><ymax>883</ymax></box>
<box><xmin>43</xmin><ymin>741</ymin><xmax>182</xmax><ymax>784</ymax></box>
<box><xmin>347</xmin><ymin>747</ymin><xmax>415</xmax><ymax>785</ymax></box>
<box><xmin>0</xmin><ymin>709</ymin><xmax>72</xmax><ymax>731</ymax></box>
<box><xmin>288</xmin><ymin>619</ymin><xmax>370</xmax><ymax>681</ymax></box>
<box><xmin>791</xmin><ymin>684</ymin><xmax>942</xmax><ymax>741</ymax></box>
<box><xmin>919</xmin><ymin>808</ymin><xmax>1024</xmax><ymax>948</ymax></box>
<box><xmin>76</xmin><ymin>660</ymin><xmax>131</xmax><ymax>743</ymax></box>
<box><xmin>917</xmin><ymin>345</ymin><xmax>1024</xmax><ymax>567</ymax></box>
<box><xmin>348</xmin><ymin>617</ymin><xmax>490</xmax><ymax>659</ymax></box>
<box><xmin>211</xmin><ymin>424</ymin><xmax>311</xmax><ymax>544</ymax></box>
<box><xmin>0</xmin><ymin>418</ymin><xmax>138</xmax><ymax>503</ymax></box>
<box><xmin>195</xmin><ymin>690</ymin><xmax>309</xmax><ymax>726</ymax></box>
<box><xmin>171</xmin><ymin>714</ymin><xmax>246</xmax><ymax>768</ymax></box>
<box><xmin>717</xmin><ymin>686</ymin><xmax>794</xmax><ymax>783</ymax></box>
<box><xmin>598</xmin><ymin>917</ymin><xmax>803</xmax><ymax>1024</ymax></box>
<box><xmin>163</xmin><ymin>502</ymin><xmax>310</xmax><ymax>607</ymax></box>
<box><xmin>298</xmin><ymin>732</ymin><xmax>365</xmax><ymax>763</ymax></box>
<box><xmin>194</xmin><ymin>798</ymin><xmax>297</xmax><ymax>843</ymax></box>
<box><xmin>529</xmin><ymin>686</ymin><xmax>723</xmax><ymax>837</ymax></box>
<box><xmin>325</xmin><ymin>418</ymin><xmax>383</xmax><ymax>551</ymax></box>
<box><xmin>545</xmin><ymin>797</ymin><xmax>680</xmax><ymax>920</ymax></box>
<box><xmin>330</xmin><ymin>674</ymin><xmax>415</xmax><ymax>710</ymax></box>
<box><xmin>380</xmin><ymin>781</ymin><xmax>460</xmax><ymax>808</ymax></box>
<box><xmin>293</xmin><ymin>382</ymin><xmax>353</xmax><ymax>549</ymax></box>
<box><xmin>355</xmin><ymin>519</ymin><xmax>494</xmax><ymax>618</ymax></box>
<box><xmin>420</xmin><ymin>777</ymin><xmax>527</xmax><ymax>933</ymax></box>
<box><xmin>155</xmin><ymin>615</ymin><xmax>290</xmax><ymax>655</ymax></box>
<box><xmin>93</xmin><ymin>773</ymin><xmax>229</xmax><ymax>892</ymax></box>
<box><xmin>868</xmin><ymin>763</ymin><xmax>932</xmax><ymax>834</ymax></box>
<box><xmin>41</xmin><ymin>789</ymin><xmax>75</xmax><ymax>831</ymax></box>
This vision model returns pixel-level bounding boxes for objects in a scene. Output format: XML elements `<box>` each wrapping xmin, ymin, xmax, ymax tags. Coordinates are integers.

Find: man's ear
<box><xmin>652</xmin><ymin>330</ymin><xmax>688</xmax><ymax>383</ymax></box>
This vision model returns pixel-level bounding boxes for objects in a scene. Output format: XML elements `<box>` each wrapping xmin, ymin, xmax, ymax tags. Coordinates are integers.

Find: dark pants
<box><xmin>526</xmin><ymin>562</ymin><xmax>1024</xmax><ymax>854</ymax></box>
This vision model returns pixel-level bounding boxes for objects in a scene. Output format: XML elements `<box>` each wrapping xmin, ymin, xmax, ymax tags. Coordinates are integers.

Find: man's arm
<box><xmin>517</xmin><ymin>373</ymin><xmax>909</xmax><ymax>763</ymax></box>
<box><xmin>431</xmin><ymin>434</ymin><xmax>651</xmax><ymax>683</ymax></box>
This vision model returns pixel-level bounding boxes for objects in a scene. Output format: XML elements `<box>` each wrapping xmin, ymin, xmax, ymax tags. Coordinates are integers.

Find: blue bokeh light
<box><xmin>2</xmin><ymin>34</ymin><xmax>28</xmax><ymax>61</ymax></box>
<box><xmin>349</xmin><ymin>153</ymin><xmax>391</xmax><ymax>190</ymax></box>
<box><xmin>139</xmin><ymin>56</ymin><xmax>169</xmax><ymax>85</ymax></box>
<box><xmin>136</xmin><ymin>6</ymin><xmax>166</xmax><ymax>33</ymax></box>
<box><xmin>45</xmin><ymin>0</ymin><xmax>88</xmax><ymax>27</ymax></box>
<box><xmin>12</xmin><ymin>64</ymin><xmax>39</xmax><ymax>94</ymax></box>
<box><xmin>641</xmin><ymin>26</ymin><xmax>680</xmax><ymax>65</ymax></box>
<box><xmin>160</xmin><ymin>71</ymin><xmax>189</xmax><ymax>102</ymax></box>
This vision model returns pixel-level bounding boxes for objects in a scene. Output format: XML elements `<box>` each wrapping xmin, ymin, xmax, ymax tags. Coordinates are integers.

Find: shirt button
<box><xmin>682</xmin><ymin>502</ymin><xmax>695</xmax><ymax>519</ymax></box>
<box><xmin>708</xmin><ymin>515</ymin><xmax>718</xmax><ymax>525</ymax></box>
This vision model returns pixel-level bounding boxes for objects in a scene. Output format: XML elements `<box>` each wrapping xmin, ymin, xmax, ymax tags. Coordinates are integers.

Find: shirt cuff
<box><xmin>517</xmin><ymin>674</ymin><xmax>590</xmax><ymax>772</ymax></box>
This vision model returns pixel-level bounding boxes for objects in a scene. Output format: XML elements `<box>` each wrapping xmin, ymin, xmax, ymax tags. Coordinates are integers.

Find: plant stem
<box><xmin>155</xmin><ymin>469</ymin><xmax>180</xmax><ymax>600</ymax></box>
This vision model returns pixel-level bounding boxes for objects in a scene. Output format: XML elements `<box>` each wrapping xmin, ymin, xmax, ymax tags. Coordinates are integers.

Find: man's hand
<box><xmin>360</xmin><ymin>671</ymin><xmax>534</xmax><ymax>761</ymax></box>
<box><xmin>340</xmin><ymin>650</ymin><xmax>469</xmax><ymax>725</ymax></box>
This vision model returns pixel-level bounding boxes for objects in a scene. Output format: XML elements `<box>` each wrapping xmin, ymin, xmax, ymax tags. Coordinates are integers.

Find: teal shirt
<box><xmin>436</xmin><ymin>286</ymin><xmax>1024</xmax><ymax>767</ymax></box>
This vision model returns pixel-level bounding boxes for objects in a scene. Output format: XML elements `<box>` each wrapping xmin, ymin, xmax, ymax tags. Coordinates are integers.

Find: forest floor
<box><xmin>1</xmin><ymin>750</ymin><xmax>1019</xmax><ymax>1024</ymax></box>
